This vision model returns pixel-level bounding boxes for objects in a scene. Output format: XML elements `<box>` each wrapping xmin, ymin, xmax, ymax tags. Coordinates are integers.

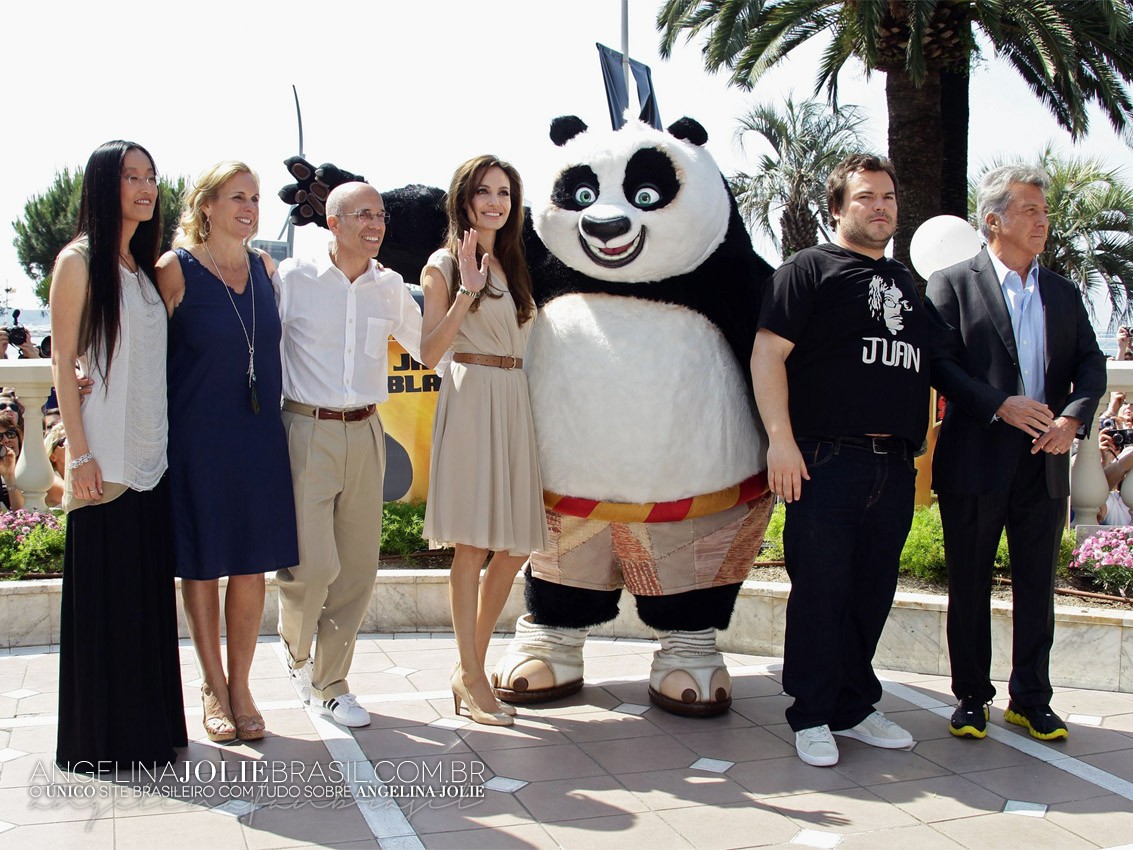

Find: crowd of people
<box><xmin>8</xmin><ymin>137</ymin><xmax>1106</xmax><ymax>776</ymax></box>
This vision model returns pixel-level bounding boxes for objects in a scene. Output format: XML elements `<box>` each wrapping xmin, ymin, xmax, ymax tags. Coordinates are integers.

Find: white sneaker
<box><xmin>289</xmin><ymin>664</ymin><xmax>311</xmax><ymax>704</ymax></box>
<box><xmin>795</xmin><ymin>725</ymin><xmax>839</xmax><ymax>767</ymax></box>
<box><xmin>318</xmin><ymin>693</ymin><xmax>370</xmax><ymax>728</ymax></box>
<box><xmin>833</xmin><ymin>711</ymin><xmax>914</xmax><ymax>749</ymax></box>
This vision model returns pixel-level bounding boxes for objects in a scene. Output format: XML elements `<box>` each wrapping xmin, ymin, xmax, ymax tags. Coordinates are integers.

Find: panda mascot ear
<box><xmin>278</xmin><ymin>156</ymin><xmax>366</xmax><ymax>230</ymax></box>
<box><xmin>550</xmin><ymin>115</ymin><xmax>589</xmax><ymax>147</ymax></box>
<box><xmin>666</xmin><ymin>117</ymin><xmax>708</xmax><ymax>146</ymax></box>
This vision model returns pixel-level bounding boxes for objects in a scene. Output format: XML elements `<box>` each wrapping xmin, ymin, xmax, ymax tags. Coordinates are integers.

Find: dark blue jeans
<box><xmin>782</xmin><ymin>438</ymin><xmax>916</xmax><ymax>732</ymax></box>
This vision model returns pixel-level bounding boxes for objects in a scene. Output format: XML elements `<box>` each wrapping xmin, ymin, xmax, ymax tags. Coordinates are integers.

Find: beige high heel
<box><xmin>451</xmin><ymin>668</ymin><xmax>513</xmax><ymax>726</ymax></box>
<box><xmin>453</xmin><ymin>663</ymin><xmax>515</xmax><ymax>716</ymax></box>
<box><xmin>201</xmin><ymin>684</ymin><xmax>237</xmax><ymax>744</ymax></box>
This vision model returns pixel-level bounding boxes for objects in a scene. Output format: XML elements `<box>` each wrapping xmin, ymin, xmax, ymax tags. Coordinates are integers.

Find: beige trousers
<box><xmin>276</xmin><ymin>409</ymin><xmax>386</xmax><ymax>700</ymax></box>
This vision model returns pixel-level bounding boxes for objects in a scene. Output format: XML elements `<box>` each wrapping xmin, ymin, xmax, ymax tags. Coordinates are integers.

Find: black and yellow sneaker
<box><xmin>1004</xmin><ymin>702</ymin><xmax>1069</xmax><ymax>741</ymax></box>
<box><xmin>949</xmin><ymin>698</ymin><xmax>989</xmax><ymax>739</ymax></box>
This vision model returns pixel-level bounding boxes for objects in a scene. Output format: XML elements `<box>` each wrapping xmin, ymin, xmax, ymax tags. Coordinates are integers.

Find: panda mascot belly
<box><xmin>529</xmin><ymin>293</ymin><xmax>763</xmax><ymax>503</ymax></box>
<box><xmin>492</xmin><ymin>116</ymin><xmax>776</xmax><ymax>718</ymax></box>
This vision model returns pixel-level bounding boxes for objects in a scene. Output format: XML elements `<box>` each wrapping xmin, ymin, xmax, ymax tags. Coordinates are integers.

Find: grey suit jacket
<box><xmin>926</xmin><ymin>248</ymin><xmax>1106</xmax><ymax>497</ymax></box>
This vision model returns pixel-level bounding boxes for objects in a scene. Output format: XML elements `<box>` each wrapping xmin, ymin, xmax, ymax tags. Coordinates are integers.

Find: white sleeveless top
<box><xmin>78</xmin><ymin>266</ymin><xmax>168</xmax><ymax>490</ymax></box>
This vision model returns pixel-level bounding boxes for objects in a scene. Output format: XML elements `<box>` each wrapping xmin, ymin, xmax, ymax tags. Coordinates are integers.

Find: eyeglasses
<box><xmin>341</xmin><ymin>209</ymin><xmax>390</xmax><ymax>224</ymax></box>
<box><xmin>0</xmin><ymin>402</ymin><xmax>20</xmax><ymax>413</ymax></box>
<box><xmin>121</xmin><ymin>175</ymin><xmax>159</xmax><ymax>188</ymax></box>
<box><xmin>0</xmin><ymin>429</ymin><xmax>18</xmax><ymax>441</ymax></box>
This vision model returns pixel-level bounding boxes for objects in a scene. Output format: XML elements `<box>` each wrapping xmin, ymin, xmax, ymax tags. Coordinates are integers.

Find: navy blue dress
<box><xmin>168</xmin><ymin>249</ymin><xmax>298</xmax><ymax>579</ymax></box>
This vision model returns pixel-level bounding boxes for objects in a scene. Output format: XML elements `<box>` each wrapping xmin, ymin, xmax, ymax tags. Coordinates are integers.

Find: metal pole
<box><xmin>284</xmin><ymin>84</ymin><xmax>305</xmax><ymax>256</ymax></box>
<box><xmin>621</xmin><ymin>0</ymin><xmax>631</xmax><ymax>101</ymax></box>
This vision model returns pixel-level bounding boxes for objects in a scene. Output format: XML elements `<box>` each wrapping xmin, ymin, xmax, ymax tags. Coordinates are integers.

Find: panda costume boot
<box><xmin>491</xmin><ymin>614</ymin><xmax>588</xmax><ymax>704</ymax></box>
<box><xmin>649</xmin><ymin>628</ymin><xmax>731</xmax><ymax>717</ymax></box>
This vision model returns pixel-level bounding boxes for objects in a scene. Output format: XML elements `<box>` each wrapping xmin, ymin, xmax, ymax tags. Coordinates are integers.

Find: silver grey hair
<box><xmin>976</xmin><ymin>164</ymin><xmax>1049</xmax><ymax>239</ymax></box>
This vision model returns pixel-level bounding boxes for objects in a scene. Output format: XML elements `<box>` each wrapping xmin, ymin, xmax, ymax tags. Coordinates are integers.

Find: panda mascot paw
<box><xmin>490</xmin><ymin>614</ymin><xmax>587</xmax><ymax>704</ymax></box>
<box><xmin>278</xmin><ymin>156</ymin><xmax>366</xmax><ymax>230</ymax></box>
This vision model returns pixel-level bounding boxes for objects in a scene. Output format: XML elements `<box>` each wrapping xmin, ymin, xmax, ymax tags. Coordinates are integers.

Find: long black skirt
<box><xmin>56</xmin><ymin>477</ymin><xmax>188</xmax><ymax>772</ymax></box>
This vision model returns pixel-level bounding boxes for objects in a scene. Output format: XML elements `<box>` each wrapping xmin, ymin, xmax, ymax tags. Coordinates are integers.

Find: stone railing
<box><xmin>5</xmin><ymin>354</ymin><xmax>1128</xmax><ymax>525</ymax></box>
<box><xmin>1070</xmin><ymin>360</ymin><xmax>1133</xmax><ymax>527</ymax></box>
<box><xmin>0</xmin><ymin>360</ymin><xmax>55</xmax><ymax>511</ymax></box>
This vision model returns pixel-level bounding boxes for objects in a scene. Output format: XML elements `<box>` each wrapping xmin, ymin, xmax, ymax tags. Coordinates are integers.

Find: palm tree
<box><xmin>972</xmin><ymin>148</ymin><xmax>1133</xmax><ymax>324</ymax></box>
<box><xmin>657</xmin><ymin>0</ymin><xmax>1133</xmax><ymax>280</ymax></box>
<box><xmin>731</xmin><ymin>95</ymin><xmax>868</xmax><ymax>257</ymax></box>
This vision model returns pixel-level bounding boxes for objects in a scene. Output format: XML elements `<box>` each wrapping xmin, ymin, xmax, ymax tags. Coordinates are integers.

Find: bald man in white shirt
<box><xmin>273</xmin><ymin>182</ymin><xmax>423</xmax><ymax>727</ymax></box>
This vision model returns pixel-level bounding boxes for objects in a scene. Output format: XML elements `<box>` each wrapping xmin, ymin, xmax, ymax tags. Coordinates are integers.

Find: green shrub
<box><xmin>898</xmin><ymin>504</ymin><xmax>949</xmax><ymax>583</ymax></box>
<box><xmin>0</xmin><ymin>510</ymin><xmax>66</xmax><ymax>578</ymax></box>
<box><xmin>758</xmin><ymin>503</ymin><xmax>786</xmax><ymax>561</ymax></box>
<box><xmin>1068</xmin><ymin>527</ymin><xmax>1133</xmax><ymax>597</ymax></box>
<box><xmin>14</xmin><ymin>522</ymin><xmax>67</xmax><ymax>577</ymax></box>
<box><xmin>381</xmin><ymin>501</ymin><xmax>428</xmax><ymax>556</ymax></box>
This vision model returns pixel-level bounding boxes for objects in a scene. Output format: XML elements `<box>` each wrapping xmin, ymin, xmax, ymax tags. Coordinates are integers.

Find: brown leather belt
<box><xmin>453</xmin><ymin>352</ymin><xmax>523</xmax><ymax>369</ymax></box>
<box><xmin>283</xmin><ymin>399</ymin><xmax>376</xmax><ymax>422</ymax></box>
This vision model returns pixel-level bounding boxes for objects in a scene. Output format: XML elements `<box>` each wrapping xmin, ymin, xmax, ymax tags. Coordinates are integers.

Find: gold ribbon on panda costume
<box><xmin>544</xmin><ymin>471</ymin><xmax>768</xmax><ymax>524</ymax></box>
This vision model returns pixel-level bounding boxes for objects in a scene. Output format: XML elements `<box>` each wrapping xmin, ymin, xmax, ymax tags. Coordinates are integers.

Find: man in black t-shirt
<box><xmin>752</xmin><ymin>154</ymin><xmax>930</xmax><ymax>768</ymax></box>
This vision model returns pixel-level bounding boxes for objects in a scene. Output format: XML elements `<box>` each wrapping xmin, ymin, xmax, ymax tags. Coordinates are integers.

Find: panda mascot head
<box><xmin>527</xmin><ymin>116</ymin><xmax>772</xmax><ymax>377</ymax></box>
<box><xmin>525</xmin><ymin>116</ymin><xmax>772</xmax><ymax>505</ymax></box>
<box><xmin>536</xmin><ymin>115</ymin><xmax>733</xmax><ymax>284</ymax></box>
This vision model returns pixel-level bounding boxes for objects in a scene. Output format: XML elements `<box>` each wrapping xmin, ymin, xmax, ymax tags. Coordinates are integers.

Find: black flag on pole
<box><xmin>596</xmin><ymin>43</ymin><xmax>662</xmax><ymax>130</ymax></box>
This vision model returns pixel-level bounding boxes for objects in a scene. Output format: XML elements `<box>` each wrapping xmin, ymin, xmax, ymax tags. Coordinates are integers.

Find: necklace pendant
<box><xmin>249</xmin><ymin>377</ymin><xmax>260</xmax><ymax>415</ymax></box>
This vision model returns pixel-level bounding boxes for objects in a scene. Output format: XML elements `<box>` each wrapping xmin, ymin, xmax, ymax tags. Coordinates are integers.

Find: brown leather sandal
<box><xmin>235</xmin><ymin>707</ymin><xmax>266</xmax><ymax>741</ymax></box>
<box><xmin>201</xmin><ymin>684</ymin><xmax>237</xmax><ymax>744</ymax></box>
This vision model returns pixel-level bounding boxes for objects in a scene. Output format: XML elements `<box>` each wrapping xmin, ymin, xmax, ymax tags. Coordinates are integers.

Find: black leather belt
<box><xmin>804</xmin><ymin>435</ymin><xmax>910</xmax><ymax>455</ymax></box>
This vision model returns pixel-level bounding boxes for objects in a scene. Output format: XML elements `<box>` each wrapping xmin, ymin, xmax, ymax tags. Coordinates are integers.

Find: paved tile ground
<box><xmin>1</xmin><ymin>634</ymin><xmax>1132</xmax><ymax>849</ymax></box>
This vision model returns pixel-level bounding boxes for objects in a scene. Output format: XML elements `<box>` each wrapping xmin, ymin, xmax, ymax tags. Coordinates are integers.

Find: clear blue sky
<box><xmin>3</xmin><ymin>0</ymin><xmax>1130</xmax><ymax>308</ymax></box>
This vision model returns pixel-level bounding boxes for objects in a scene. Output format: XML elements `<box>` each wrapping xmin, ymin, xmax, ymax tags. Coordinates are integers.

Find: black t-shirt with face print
<box><xmin>758</xmin><ymin>242</ymin><xmax>930</xmax><ymax>446</ymax></box>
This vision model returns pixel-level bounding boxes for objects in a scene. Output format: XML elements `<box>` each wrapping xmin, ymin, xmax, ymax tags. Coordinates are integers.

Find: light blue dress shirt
<box><xmin>990</xmin><ymin>251</ymin><xmax>1045</xmax><ymax>403</ymax></box>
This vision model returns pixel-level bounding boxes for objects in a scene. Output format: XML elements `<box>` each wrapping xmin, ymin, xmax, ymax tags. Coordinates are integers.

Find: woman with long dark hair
<box><xmin>156</xmin><ymin>161</ymin><xmax>297</xmax><ymax>743</ymax></box>
<box><xmin>420</xmin><ymin>155</ymin><xmax>546</xmax><ymax>726</ymax></box>
<box><xmin>50</xmin><ymin>140</ymin><xmax>187</xmax><ymax>771</ymax></box>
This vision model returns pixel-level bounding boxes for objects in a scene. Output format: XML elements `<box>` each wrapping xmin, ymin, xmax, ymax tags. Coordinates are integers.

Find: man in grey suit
<box><xmin>927</xmin><ymin>165</ymin><xmax>1106</xmax><ymax>742</ymax></box>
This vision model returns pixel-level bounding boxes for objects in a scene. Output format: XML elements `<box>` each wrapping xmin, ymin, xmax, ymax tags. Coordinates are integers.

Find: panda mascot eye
<box><xmin>574</xmin><ymin>186</ymin><xmax>597</xmax><ymax>206</ymax></box>
<box><xmin>632</xmin><ymin>186</ymin><xmax>662</xmax><ymax>208</ymax></box>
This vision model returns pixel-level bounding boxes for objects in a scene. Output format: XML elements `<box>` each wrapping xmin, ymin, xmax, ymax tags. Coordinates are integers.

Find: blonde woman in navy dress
<box><xmin>157</xmin><ymin>162</ymin><xmax>297</xmax><ymax>743</ymax></box>
<box><xmin>420</xmin><ymin>156</ymin><xmax>547</xmax><ymax>726</ymax></box>
<box><xmin>51</xmin><ymin>140</ymin><xmax>187</xmax><ymax>772</ymax></box>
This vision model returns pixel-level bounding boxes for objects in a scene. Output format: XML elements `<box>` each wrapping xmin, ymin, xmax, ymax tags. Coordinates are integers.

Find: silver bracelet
<box><xmin>457</xmin><ymin>285</ymin><xmax>479</xmax><ymax>299</ymax></box>
<box><xmin>68</xmin><ymin>452</ymin><xmax>95</xmax><ymax>470</ymax></box>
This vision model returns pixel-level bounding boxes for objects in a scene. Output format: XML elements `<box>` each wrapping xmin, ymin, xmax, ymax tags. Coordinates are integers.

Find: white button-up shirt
<box><xmin>273</xmin><ymin>250</ymin><xmax>423</xmax><ymax>409</ymax></box>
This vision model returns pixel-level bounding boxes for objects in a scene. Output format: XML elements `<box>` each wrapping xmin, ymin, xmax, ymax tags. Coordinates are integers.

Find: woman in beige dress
<box><xmin>420</xmin><ymin>155</ymin><xmax>547</xmax><ymax>726</ymax></box>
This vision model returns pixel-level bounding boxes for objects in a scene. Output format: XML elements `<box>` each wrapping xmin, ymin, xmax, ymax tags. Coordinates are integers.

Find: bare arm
<box><xmin>0</xmin><ymin>449</ymin><xmax>24</xmax><ymax>509</ymax></box>
<box><xmin>751</xmin><ymin>328</ymin><xmax>808</xmax><ymax>503</ymax></box>
<box><xmin>254</xmin><ymin>248</ymin><xmax>276</xmax><ymax>280</ymax></box>
<box><xmin>155</xmin><ymin>250</ymin><xmax>185</xmax><ymax>316</ymax></box>
<box><xmin>49</xmin><ymin>248</ymin><xmax>103</xmax><ymax>499</ymax></box>
<box><xmin>420</xmin><ymin>231</ymin><xmax>489</xmax><ymax>370</ymax></box>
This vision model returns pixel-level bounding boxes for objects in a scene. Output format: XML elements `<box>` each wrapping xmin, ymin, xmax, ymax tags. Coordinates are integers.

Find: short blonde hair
<box><xmin>174</xmin><ymin>161</ymin><xmax>259</xmax><ymax>247</ymax></box>
<box><xmin>44</xmin><ymin>422</ymin><xmax>66</xmax><ymax>455</ymax></box>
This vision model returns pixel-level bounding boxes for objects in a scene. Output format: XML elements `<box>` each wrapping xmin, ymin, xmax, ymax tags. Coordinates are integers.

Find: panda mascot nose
<box><xmin>580</xmin><ymin>214</ymin><xmax>631</xmax><ymax>242</ymax></box>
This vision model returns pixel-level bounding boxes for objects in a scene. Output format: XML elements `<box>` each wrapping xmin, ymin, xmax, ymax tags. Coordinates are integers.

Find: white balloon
<box><xmin>909</xmin><ymin>215</ymin><xmax>983</xmax><ymax>280</ymax></box>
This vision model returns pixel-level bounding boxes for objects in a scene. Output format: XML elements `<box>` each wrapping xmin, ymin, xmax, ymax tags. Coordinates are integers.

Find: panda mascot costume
<box><xmin>490</xmin><ymin>115</ymin><xmax>775</xmax><ymax>717</ymax></box>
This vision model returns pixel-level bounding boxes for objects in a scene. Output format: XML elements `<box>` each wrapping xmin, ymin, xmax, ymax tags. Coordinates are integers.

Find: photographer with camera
<box><xmin>1096</xmin><ymin>428</ymin><xmax>1133</xmax><ymax>526</ymax></box>
<box><xmin>0</xmin><ymin>310</ymin><xmax>44</xmax><ymax>360</ymax></box>
<box><xmin>0</xmin><ymin>410</ymin><xmax>25</xmax><ymax>511</ymax></box>
<box><xmin>1114</xmin><ymin>326</ymin><xmax>1133</xmax><ymax>362</ymax></box>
